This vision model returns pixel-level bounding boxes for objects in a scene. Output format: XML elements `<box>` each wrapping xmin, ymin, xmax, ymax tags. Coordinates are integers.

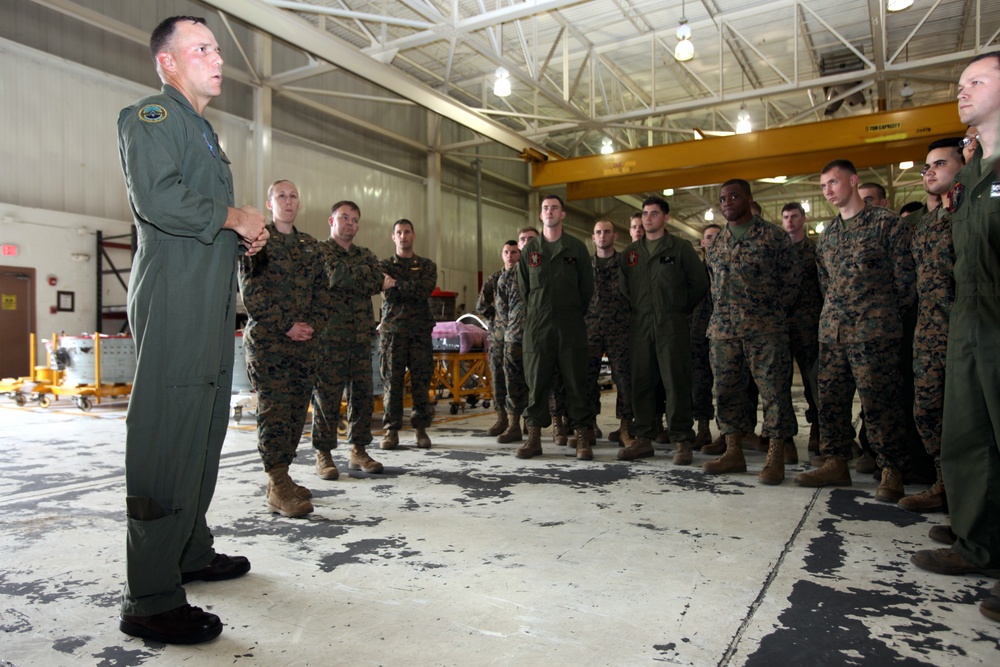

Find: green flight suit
<box><xmin>619</xmin><ymin>234</ymin><xmax>708</xmax><ymax>441</ymax></box>
<box><xmin>118</xmin><ymin>85</ymin><xmax>239</xmax><ymax>617</ymax></box>
<box><xmin>941</xmin><ymin>149</ymin><xmax>1000</xmax><ymax>568</ymax></box>
<box><xmin>517</xmin><ymin>232</ymin><xmax>594</xmax><ymax>429</ymax></box>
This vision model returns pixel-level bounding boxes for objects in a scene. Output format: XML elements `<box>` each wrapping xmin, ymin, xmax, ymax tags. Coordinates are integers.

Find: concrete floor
<box><xmin>1</xmin><ymin>387</ymin><xmax>998</xmax><ymax>667</ymax></box>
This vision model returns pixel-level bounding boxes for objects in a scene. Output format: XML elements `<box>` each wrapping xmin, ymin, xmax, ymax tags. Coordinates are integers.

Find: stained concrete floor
<box><xmin>1</xmin><ymin>387</ymin><xmax>998</xmax><ymax>667</ymax></box>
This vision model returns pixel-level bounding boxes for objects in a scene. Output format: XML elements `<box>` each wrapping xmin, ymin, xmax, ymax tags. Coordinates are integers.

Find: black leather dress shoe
<box><xmin>120</xmin><ymin>604</ymin><xmax>222</xmax><ymax>644</ymax></box>
<box><xmin>181</xmin><ymin>553</ymin><xmax>251</xmax><ymax>584</ymax></box>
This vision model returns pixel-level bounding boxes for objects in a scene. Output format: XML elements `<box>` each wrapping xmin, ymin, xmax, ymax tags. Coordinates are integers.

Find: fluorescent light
<box><xmin>899</xmin><ymin>161</ymin><xmax>914</xmax><ymax>170</ymax></box>
<box><xmin>663</xmin><ymin>188</ymin><xmax>675</xmax><ymax>196</ymax></box>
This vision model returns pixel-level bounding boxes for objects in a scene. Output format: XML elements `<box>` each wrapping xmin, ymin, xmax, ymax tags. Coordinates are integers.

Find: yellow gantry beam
<box><xmin>531</xmin><ymin>102</ymin><xmax>966</xmax><ymax>200</ymax></box>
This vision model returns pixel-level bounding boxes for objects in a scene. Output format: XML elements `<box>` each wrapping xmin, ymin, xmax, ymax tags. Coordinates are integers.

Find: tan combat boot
<box><xmin>618</xmin><ymin>418</ymin><xmax>636</xmax><ymax>447</ymax></box>
<box><xmin>756</xmin><ymin>435</ymin><xmax>770</xmax><ymax>453</ymax></box>
<box><xmin>553</xmin><ymin>416</ymin><xmax>569</xmax><ymax>446</ymax></box>
<box><xmin>575</xmin><ymin>427</ymin><xmax>595</xmax><ymax>461</ymax></box>
<box><xmin>794</xmin><ymin>455</ymin><xmax>852</xmax><ymax>487</ymax></box>
<box><xmin>515</xmin><ymin>426</ymin><xmax>543</xmax><ymax>459</ymax></box>
<box><xmin>266</xmin><ymin>466</ymin><xmax>314</xmax><ymax>518</ymax></box>
<box><xmin>315</xmin><ymin>449</ymin><xmax>339</xmax><ymax>481</ymax></box>
<box><xmin>415</xmin><ymin>428</ymin><xmax>432</xmax><ymax>449</ymax></box>
<box><xmin>672</xmin><ymin>441</ymin><xmax>693</xmax><ymax>465</ymax></box>
<box><xmin>486</xmin><ymin>411</ymin><xmax>508</xmax><ymax>437</ymax></box>
<box><xmin>693</xmin><ymin>419</ymin><xmax>712</xmax><ymax>450</ymax></box>
<box><xmin>348</xmin><ymin>446</ymin><xmax>384</xmax><ymax>474</ymax></box>
<box><xmin>701</xmin><ymin>432</ymin><xmax>726</xmax><ymax>456</ymax></box>
<box><xmin>898</xmin><ymin>461</ymin><xmax>947</xmax><ymax>513</ymax></box>
<box><xmin>496</xmin><ymin>411</ymin><xmax>523</xmax><ymax>444</ymax></box>
<box><xmin>618</xmin><ymin>437</ymin><xmax>654</xmax><ymax>460</ymax></box>
<box><xmin>703</xmin><ymin>433</ymin><xmax>747</xmax><ymax>475</ymax></box>
<box><xmin>874</xmin><ymin>467</ymin><xmax>904</xmax><ymax>503</ymax></box>
<box><xmin>380</xmin><ymin>429</ymin><xmax>399</xmax><ymax>450</ymax></box>
<box><xmin>759</xmin><ymin>437</ymin><xmax>786</xmax><ymax>485</ymax></box>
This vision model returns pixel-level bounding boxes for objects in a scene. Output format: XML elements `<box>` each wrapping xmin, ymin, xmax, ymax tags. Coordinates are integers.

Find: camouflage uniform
<box><xmin>619</xmin><ymin>234</ymin><xmax>708</xmax><ymax>441</ymax></box>
<box><xmin>788</xmin><ymin>236</ymin><xmax>822</xmax><ymax>425</ymax></box>
<box><xmin>238</xmin><ymin>224</ymin><xmax>327</xmax><ymax>471</ymax></box>
<box><xmin>585</xmin><ymin>251</ymin><xmax>632</xmax><ymax>420</ymax></box>
<box><xmin>517</xmin><ymin>234</ymin><xmax>594</xmax><ymax>429</ymax></box>
<box><xmin>495</xmin><ymin>266</ymin><xmax>528</xmax><ymax>413</ymax></box>
<box><xmin>476</xmin><ymin>269</ymin><xmax>506</xmax><ymax>415</ymax></box>
<box><xmin>378</xmin><ymin>253</ymin><xmax>438</xmax><ymax>430</ymax></box>
<box><xmin>689</xmin><ymin>262</ymin><xmax>714</xmax><ymax>422</ymax></box>
<box><xmin>311</xmin><ymin>240</ymin><xmax>384</xmax><ymax>451</ymax></box>
<box><xmin>816</xmin><ymin>204</ymin><xmax>916</xmax><ymax>469</ymax></box>
<box><xmin>940</xmin><ymin>152</ymin><xmax>1000</xmax><ymax>568</ymax></box>
<box><xmin>911</xmin><ymin>205</ymin><xmax>954</xmax><ymax>461</ymax></box>
<box><xmin>706</xmin><ymin>217</ymin><xmax>799</xmax><ymax>438</ymax></box>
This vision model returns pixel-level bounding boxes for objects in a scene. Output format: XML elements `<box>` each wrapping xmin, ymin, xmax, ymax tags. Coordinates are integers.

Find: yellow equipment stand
<box><xmin>431</xmin><ymin>350</ymin><xmax>493</xmax><ymax>415</ymax></box>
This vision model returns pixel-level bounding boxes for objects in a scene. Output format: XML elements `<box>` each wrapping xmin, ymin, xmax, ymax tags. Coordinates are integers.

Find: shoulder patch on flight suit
<box><xmin>947</xmin><ymin>183</ymin><xmax>964</xmax><ymax>212</ymax></box>
<box><xmin>528</xmin><ymin>251</ymin><xmax>542</xmax><ymax>267</ymax></box>
<box><xmin>138</xmin><ymin>104</ymin><xmax>167</xmax><ymax>123</ymax></box>
<box><xmin>626</xmin><ymin>250</ymin><xmax>638</xmax><ymax>267</ymax></box>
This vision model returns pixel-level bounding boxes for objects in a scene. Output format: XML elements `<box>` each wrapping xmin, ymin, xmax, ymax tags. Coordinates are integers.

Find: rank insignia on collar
<box><xmin>138</xmin><ymin>104</ymin><xmax>167</xmax><ymax>123</ymax></box>
<box><xmin>626</xmin><ymin>250</ymin><xmax>639</xmax><ymax>267</ymax></box>
<box><xmin>528</xmin><ymin>251</ymin><xmax>542</xmax><ymax>267</ymax></box>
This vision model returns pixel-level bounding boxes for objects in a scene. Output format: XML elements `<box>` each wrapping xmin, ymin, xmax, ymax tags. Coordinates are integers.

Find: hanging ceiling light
<box><xmin>899</xmin><ymin>160</ymin><xmax>915</xmax><ymax>170</ymax></box>
<box><xmin>887</xmin><ymin>0</ymin><xmax>914</xmax><ymax>11</ymax></box>
<box><xmin>600</xmin><ymin>137</ymin><xmax>614</xmax><ymax>155</ymax></box>
<box><xmin>493</xmin><ymin>67</ymin><xmax>511</xmax><ymax>97</ymax></box>
<box><xmin>815</xmin><ymin>221</ymin><xmax>826</xmax><ymax>234</ymax></box>
<box><xmin>704</xmin><ymin>209</ymin><xmax>714</xmax><ymax>221</ymax></box>
<box><xmin>736</xmin><ymin>104</ymin><xmax>752</xmax><ymax>134</ymax></box>
<box><xmin>674</xmin><ymin>0</ymin><xmax>694</xmax><ymax>62</ymax></box>
<box><xmin>663</xmin><ymin>188</ymin><xmax>675</xmax><ymax>196</ymax></box>
<box><xmin>900</xmin><ymin>80</ymin><xmax>914</xmax><ymax>108</ymax></box>
<box><xmin>801</xmin><ymin>200</ymin><xmax>811</xmax><ymax>213</ymax></box>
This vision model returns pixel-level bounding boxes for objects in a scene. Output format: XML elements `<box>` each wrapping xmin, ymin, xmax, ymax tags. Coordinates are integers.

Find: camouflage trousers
<box><xmin>913</xmin><ymin>331</ymin><xmax>947</xmax><ymax>460</ymax></box>
<box><xmin>488</xmin><ymin>338</ymin><xmax>507</xmax><ymax>415</ymax></box>
<box><xmin>245</xmin><ymin>340</ymin><xmax>315</xmax><ymax>472</ymax></box>
<box><xmin>818</xmin><ymin>339</ymin><xmax>910</xmax><ymax>470</ymax></box>
<box><xmin>690</xmin><ymin>332</ymin><xmax>713</xmax><ymax>421</ymax></box>
<box><xmin>503</xmin><ymin>340</ymin><xmax>529</xmax><ymax>414</ymax></box>
<box><xmin>710</xmin><ymin>333</ymin><xmax>796</xmax><ymax>438</ymax></box>
<box><xmin>312</xmin><ymin>338</ymin><xmax>375</xmax><ymax>451</ymax></box>
<box><xmin>789</xmin><ymin>321</ymin><xmax>820</xmax><ymax>424</ymax></box>
<box><xmin>380</xmin><ymin>330</ymin><xmax>433</xmax><ymax>430</ymax></box>
<box><xmin>587</xmin><ymin>333</ymin><xmax>632</xmax><ymax>420</ymax></box>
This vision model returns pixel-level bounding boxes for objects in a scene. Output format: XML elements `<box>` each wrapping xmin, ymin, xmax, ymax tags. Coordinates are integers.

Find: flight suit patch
<box><xmin>626</xmin><ymin>250</ymin><xmax>638</xmax><ymax>267</ymax></box>
<box><xmin>528</xmin><ymin>251</ymin><xmax>542</xmax><ymax>267</ymax></box>
<box><xmin>138</xmin><ymin>104</ymin><xmax>167</xmax><ymax>123</ymax></box>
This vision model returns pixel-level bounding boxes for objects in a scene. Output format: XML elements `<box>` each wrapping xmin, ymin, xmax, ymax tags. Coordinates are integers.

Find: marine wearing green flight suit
<box><xmin>118</xmin><ymin>84</ymin><xmax>240</xmax><ymax>617</ymax></box>
<box><xmin>619</xmin><ymin>232</ymin><xmax>708</xmax><ymax>446</ymax></box>
<box><xmin>939</xmin><ymin>145</ymin><xmax>1000</xmax><ymax>569</ymax></box>
<box><xmin>516</xmin><ymin>234</ymin><xmax>594</xmax><ymax>433</ymax></box>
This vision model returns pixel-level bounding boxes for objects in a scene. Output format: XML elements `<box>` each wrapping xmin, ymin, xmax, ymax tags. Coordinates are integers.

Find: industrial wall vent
<box><xmin>820</xmin><ymin>49</ymin><xmax>867</xmax><ymax>115</ymax></box>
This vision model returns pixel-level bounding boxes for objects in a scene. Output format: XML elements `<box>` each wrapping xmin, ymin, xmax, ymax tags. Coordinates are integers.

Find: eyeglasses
<box><xmin>960</xmin><ymin>135</ymin><xmax>979</xmax><ymax>148</ymax></box>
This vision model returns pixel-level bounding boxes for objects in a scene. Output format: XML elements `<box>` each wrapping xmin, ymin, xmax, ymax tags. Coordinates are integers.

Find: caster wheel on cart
<box><xmin>38</xmin><ymin>395</ymin><xmax>51</xmax><ymax>408</ymax></box>
<box><xmin>76</xmin><ymin>396</ymin><xmax>93</xmax><ymax>412</ymax></box>
<box><xmin>450</xmin><ymin>404</ymin><xmax>459</xmax><ymax>415</ymax></box>
<box><xmin>233</xmin><ymin>406</ymin><xmax>243</xmax><ymax>424</ymax></box>
<box><xmin>13</xmin><ymin>394</ymin><xmax>26</xmax><ymax>407</ymax></box>
<box><xmin>483</xmin><ymin>400</ymin><xmax>490</xmax><ymax>410</ymax></box>
<box><xmin>337</xmin><ymin>418</ymin><xmax>348</xmax><ymax>437</ymax></box>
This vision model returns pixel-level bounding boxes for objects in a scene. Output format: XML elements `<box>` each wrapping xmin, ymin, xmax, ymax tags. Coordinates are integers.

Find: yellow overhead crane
<box><xmin>530</xmin><ymin>102</ymin><xmax>967</xmax><ymax>199</ymax></box>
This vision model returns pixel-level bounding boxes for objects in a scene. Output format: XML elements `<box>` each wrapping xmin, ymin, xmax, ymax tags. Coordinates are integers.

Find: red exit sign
<box><xmin>1</xmin><ymin>244</ymin><xmax>17</xmax><ymax>257</ymax></box>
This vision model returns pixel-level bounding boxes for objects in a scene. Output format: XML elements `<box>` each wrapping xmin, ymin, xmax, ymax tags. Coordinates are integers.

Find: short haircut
<box><xmin>503</xmin><ymin>240</ymin><xmax>518</xmax><ymax>248</ymax></box>
<box><xmin>721</xmin><ymin>179</ymin><xmax>752</xmax><ymax>196</ymax></box>
<box><xmin>899</xmin><ymin>201</ymin><xmax>925</xmax><ymax>216</ymax></box>
<box><xmin>927</xmin><ymin>137</ymin><xmax>966</xmax><ymax>163</ymax></box>
<box><xmin>641</xmin><ymin>196</ymin><xmax>670</xmax><ymax>214</ymax></box>
<box><xmin>330</xmin><ymin>200</ymin><xmax>360</xmax><ymax>215</ymax></box>
<box><xmin>859</xmin><ymin>182</ymin><xmax>887</xmax><ymax>200</ymax></box>
<box><xmin>393</xmin><ymin>219</ymin><xmax>414</xmax><ymax>233</ymax></box>
<box><xmin>781</xmin><ymin>202</ymin><xmax>805</xmax><ymax>216</ymax></box>
<box><xmin>967</xmin><ymin>51</ymin><xmax>1000</xmax><ymax>68</ymax></box>
<box><xmin>821</xmin><ymin>159</ymin><xmax>857</xmax><ymax>176</ymax></box>
<box><xmin>267</xmin><ymin>179</ymin><xmax>296</xmax><ymax>200</ymax></box>
<box><xmin>703</xmin><ymin>224</ymin><xmax>722</xmax><ymax>234</ymax></box>
<box><xmin>518</xmin><ymin>226</ymin><xmax>540</xmax><ymax>237</ymax></box>
<box><xmin>630</xmin><ymin>211</ymin><xmax>643</xmax><ymax>220</ymax></box>
<box><xmin>594</xmin><ymin>218</ymin><xmax>617</xmax><ymax>232</ymax></box>
<box><xmin>540</xmin><ymin>194</ymin><xmax>565</xmax><ymax>208</ymax></box>
<box><xmin>150</xmin><ymin>16</ymin><xmax>205</xmax><ymax>61</ymax></box>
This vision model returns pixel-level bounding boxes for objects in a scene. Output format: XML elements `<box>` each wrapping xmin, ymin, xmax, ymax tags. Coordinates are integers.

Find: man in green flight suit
<box><xmin>618</xmin><ymin>196</ymin><xmax>709</xmax><ymax>463</ymax></box>
<box><xmin>515</xmin><ymin>195</ymin><xmax>596</xmax><ymax>460</ymax></box>
<box><xmin>116</xmin><ymin>16</ymin><xmax>268</xmax><ymax>644</ymax></box>
<box><xmin>911</xmin><ymin>52</ymin><xmax>1000</xmax><ymax>625</ymax></box>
